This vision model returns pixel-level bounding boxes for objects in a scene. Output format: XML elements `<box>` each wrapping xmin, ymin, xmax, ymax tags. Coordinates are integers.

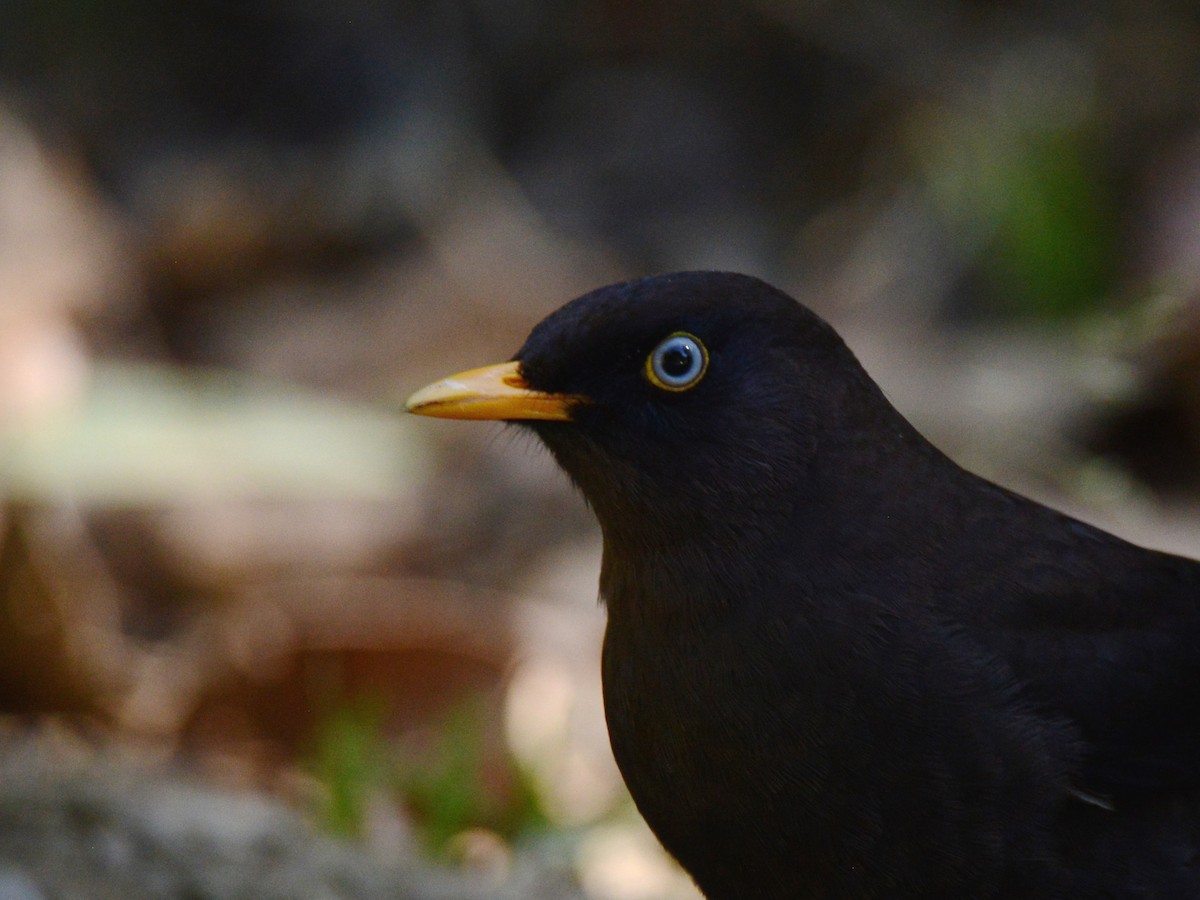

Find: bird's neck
<box><xmin>596</xmin><ymin>489</ymin><xmax>793</xmax><ymax>633</ymax></box>
<box><xmin>595</xmin><ymin>417</ymin><xmax>966</xmax><ymax>632</ymax></box>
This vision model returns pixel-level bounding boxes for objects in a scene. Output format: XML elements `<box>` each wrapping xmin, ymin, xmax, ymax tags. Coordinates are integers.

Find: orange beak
<box><xmin>405</xmin><ymin>361</ymin><xmax>582</xmax><ymax>422</ymax></box>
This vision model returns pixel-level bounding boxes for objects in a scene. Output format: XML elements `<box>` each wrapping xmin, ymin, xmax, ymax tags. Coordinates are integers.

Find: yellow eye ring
<box><xmin>645</xmin><ymin>332</ymin><xmax>708</xmax><ymax>392</ymax></box>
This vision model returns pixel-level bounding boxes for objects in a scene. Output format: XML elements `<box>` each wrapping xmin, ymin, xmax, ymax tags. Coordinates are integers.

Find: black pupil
<box><xmin>662</xmin><ymin>343</ymin><xmax>694</xmax><ymax>378</ymax></box>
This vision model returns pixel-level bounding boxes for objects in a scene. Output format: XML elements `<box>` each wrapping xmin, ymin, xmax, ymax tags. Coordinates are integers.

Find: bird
<box><xmin>405</xmin><ymin>271</ymin><xmax>1200</xmax><ymax>898</ymax></box>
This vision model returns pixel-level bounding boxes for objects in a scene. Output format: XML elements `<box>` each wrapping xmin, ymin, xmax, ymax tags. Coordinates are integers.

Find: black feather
<box><xmin>509</xmin><ymin>272</ymin><xmax>1200</xmax><ymax>898</ymax></box>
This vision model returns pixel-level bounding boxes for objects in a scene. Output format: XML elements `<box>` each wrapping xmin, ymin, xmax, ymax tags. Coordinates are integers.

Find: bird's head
<box><xmin>407</xmin><ymin>272</ymin><xmax>907</xmax><ymax>551</ymax></box>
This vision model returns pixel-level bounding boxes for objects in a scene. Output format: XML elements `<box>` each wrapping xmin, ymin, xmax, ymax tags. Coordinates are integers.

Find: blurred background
<box><xmin>0</xmin><ymin>1</ymin><xmax>1199</xmax><ymax>897</ymax></box>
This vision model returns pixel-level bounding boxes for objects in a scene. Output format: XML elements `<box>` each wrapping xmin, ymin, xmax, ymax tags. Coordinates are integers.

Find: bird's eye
<box><xmin>645</xmin><ymin>332</ymin><xmax>708</xmax><ymax>392</ymax></box>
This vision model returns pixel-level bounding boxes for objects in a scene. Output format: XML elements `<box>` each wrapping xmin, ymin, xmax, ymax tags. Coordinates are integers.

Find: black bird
<box><xmin>406</xmin><ymin>272</ymin><xmax>1200</xmax><ymax>898</ymax></box>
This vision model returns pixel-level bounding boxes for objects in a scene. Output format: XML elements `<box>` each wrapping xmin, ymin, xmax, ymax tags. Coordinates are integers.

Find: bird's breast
<box><xmin>600</xmin><ymin>601</ymin><xmax>837</xmax><ymax>824</ymax></box>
